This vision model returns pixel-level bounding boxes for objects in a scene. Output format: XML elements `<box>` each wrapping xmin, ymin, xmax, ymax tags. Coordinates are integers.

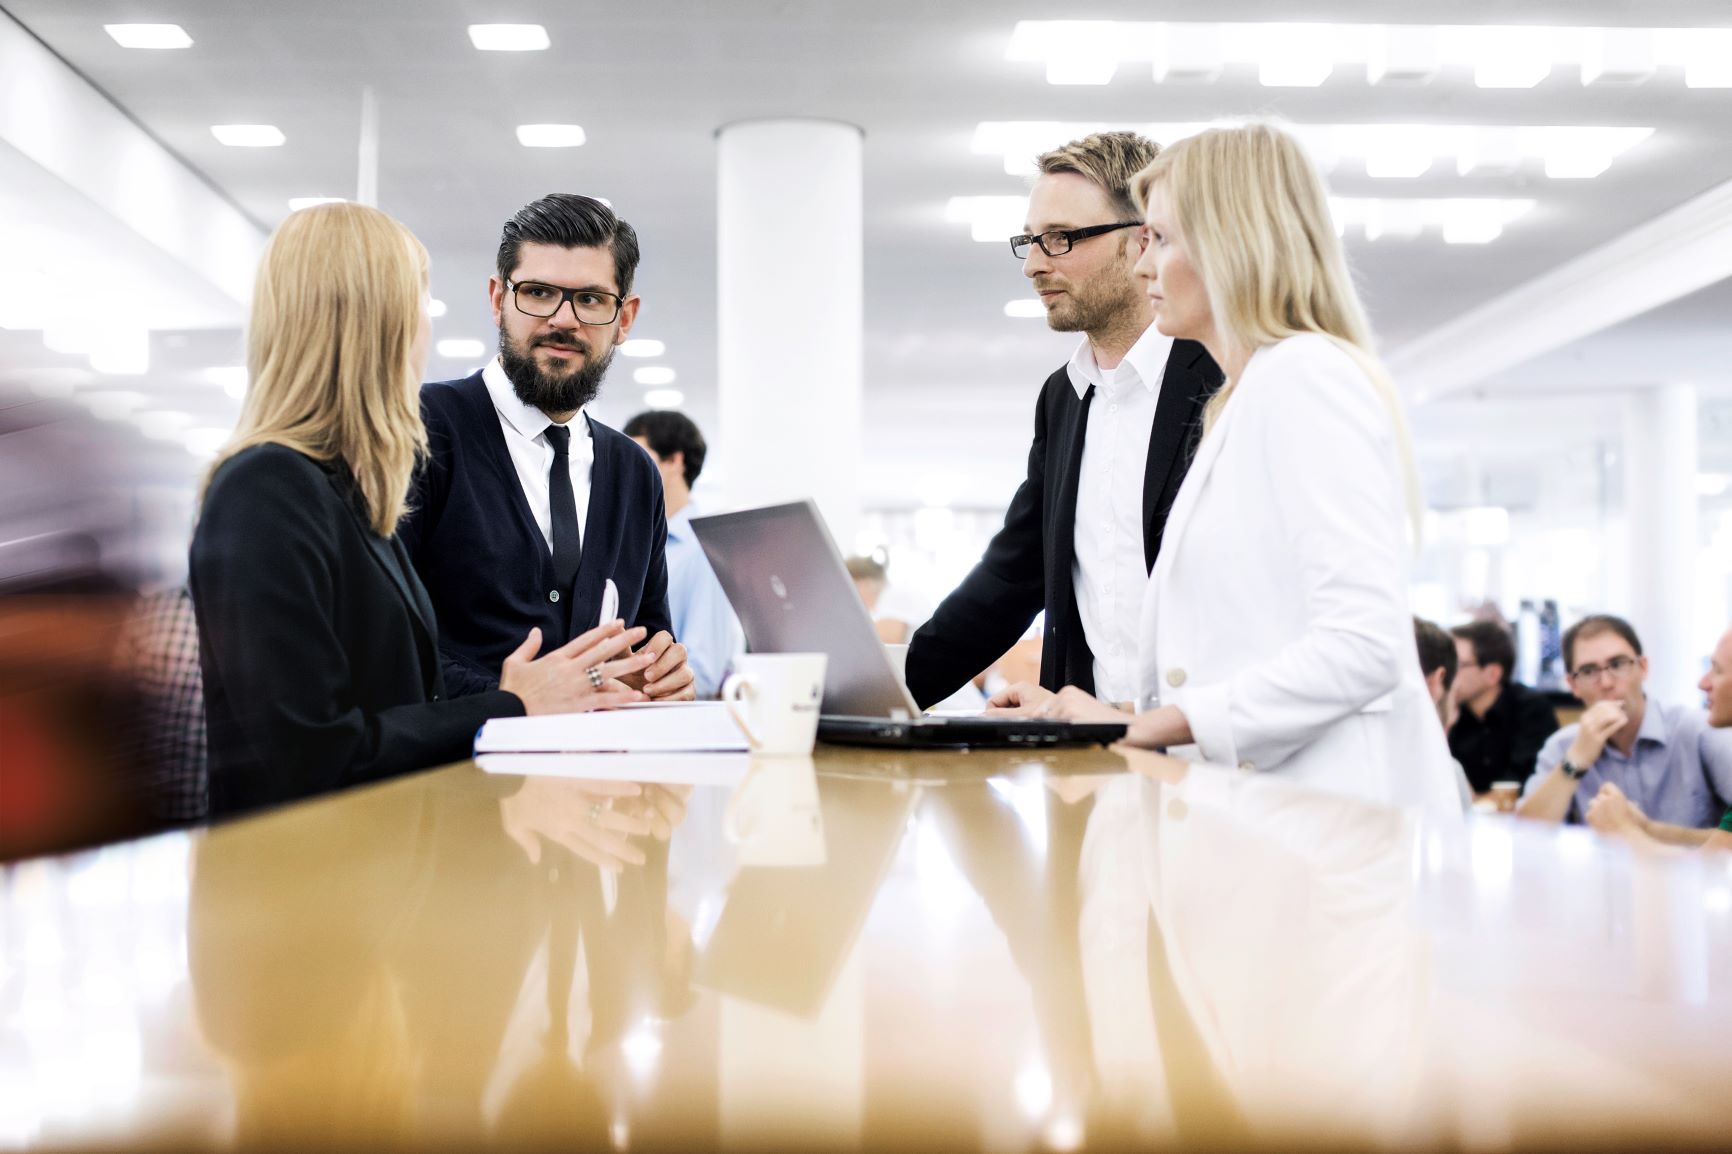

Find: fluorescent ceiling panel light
<box><xmin>1581</xmin><ymin>28</ymin><xmax>1654</xmax><ymax>86</ymax></box>
<box><xmin>1153</xmin><ymin>23</ymin><xmax>1223</xmax><ymax>82</ymax></box>
<box><xmin>288</xmin><ymin>196</ymin><xmax>345</xmax><ymax>211</ymax></box>
<box><xmin>944</xmin><ymin>195</ymin><xmax>1028</xmax><ymax>243</ymax></box>
<box><xmin>1539</xmin><ymin>126</ymin><xmax>1653</xmax><ymax>179</ymax></box>
<box><xmin>468</xmin><ymin>24</ymin><xmax>549</xmax><ymax>51</ymax></box>
<box><xmin>1257</xmin><ymin>24</ymin><xmax>1335</xmax><ymax>87</ymax></box>
<box><xmin>1046</xmin><ymin>56</ymin><xmax>1116</xmax><ymax>85</ymax></box>
<box><xmin>620</xmin><ymin>339</ymin><xmax>665</xmax><ymax>358</ymax></box>
<box><xmin>201</xmin><ymin>366</ymin><xmax>248</xmax><ymax>397</ymax></box>
<box><xmin>436</xmin><ymin>338</ymin><xmax>486</xmax><ymax>359</ymax></box>
<box><xmin>1368</xmin><ymin>25</ymin><xmax>1439</xmax><ymax>84</ymax></box>
<box><xmin>104</xmin><ymin>24</ymin><xmax>192</xmax><ymax>49</ymax></box>
<box><xmin>1681</xmin><ymin>30</ymin><xmax>1732</xmax><ymax>87</ymax></box>
<box><xmin>1472</xmin><ymin>26</ymin><xmax>1554</xmax><ymax>88</ymax></box>
<box><xmin>1456</xmin><ymin>126</ymin><xmax>1525</xmax><ymax>175</ymax></box>
<box><xmin>211</xmin><ymin>124</ymin><xmax>285</xmax><ymax>147</ymax></box>
<box><xmin>1004</xmin><ymin>299</ymin><xmax>1046</xmax><ymax>318</ymax></box>
<box><xmin>633</xmin><ymin>366</ymin><xmax>677</xmax><ymax>386</ymax></box>
<box><xmin>1698</xmin><ymin>473</ymin><xmax>1732</xmax><ymax>498</ymax></box>
<box><xmin>643</xmin><ymin>389</ymin><xmax>684</xmax><ymax>410</ymax></box>
<box><xmin>516</xmin><ymin>124</ymin><xmax>586</xmax><ymax>148</ymax></box>
<box><xmin>89</xmin><ymin>331</ymin><xmax>150</xmax><ymax>375</ymax></box>
<box><xmin>184</xmin><ymin>427</ymin><xmax>232</xmax><ymax>457</ymax></box>
<box><xmin>427</xmin><ymin>298</ymin><xmax>447</xmax><ymax>318</ymax></box>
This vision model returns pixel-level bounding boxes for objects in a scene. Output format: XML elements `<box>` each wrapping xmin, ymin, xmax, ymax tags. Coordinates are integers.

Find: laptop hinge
<box><xmin>890</xmin><ymin>708</ymin><xmax>912</xmax><ymax>721</ymax></box>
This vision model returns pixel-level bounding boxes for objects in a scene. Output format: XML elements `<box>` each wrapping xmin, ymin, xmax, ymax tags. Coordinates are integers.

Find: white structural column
<box><xmin>716</xmin><ymin>120</ymin><xmax>864</xmax><ymax>545</ymax></box>
<box><xmin>1623</xmin><ymin>384</ymin><xmax>1700</xmax><ymax>706</ymax></box>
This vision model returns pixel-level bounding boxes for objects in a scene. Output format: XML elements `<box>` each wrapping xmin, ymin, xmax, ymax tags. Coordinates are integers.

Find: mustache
<box><xmin>533</xmin><ymin>333</ymin><xmax>590</xmax><ymax>352</ymax></box>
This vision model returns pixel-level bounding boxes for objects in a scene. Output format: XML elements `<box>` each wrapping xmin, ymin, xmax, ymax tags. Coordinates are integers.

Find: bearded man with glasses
<box><xmin>401</xmin><ymin>194</ymin><xmax>695</xmax><ymax>703</ymax></box>
<box><xmin>1516</xmin><ymin>614</ymin><xmax>1732</xmax><ymax>830</ymax></box>
<box><xmin>905</xmin><ymin>132</ymin><xmax>1221</xmax><ymax>713</ymax></box>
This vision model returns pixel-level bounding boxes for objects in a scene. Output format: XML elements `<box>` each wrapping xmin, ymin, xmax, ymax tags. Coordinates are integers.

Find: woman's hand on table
<box><xmin>985</xmin><ymin>681</ymin><xmax>1055</xmax><ymax>715</ymax></box>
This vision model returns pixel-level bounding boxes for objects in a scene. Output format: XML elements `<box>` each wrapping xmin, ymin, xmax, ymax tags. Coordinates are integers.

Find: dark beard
<box><xmin>497</xmin><ymin>325</ymin><xmax>615</xmax><ymax>414</ymax></box>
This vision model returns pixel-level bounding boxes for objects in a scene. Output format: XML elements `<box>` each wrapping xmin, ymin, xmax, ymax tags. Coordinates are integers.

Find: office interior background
<box><xmin>2</xmin><ymin>0</ymin><xmax>1730</xmax><ymax>708</ymax></box>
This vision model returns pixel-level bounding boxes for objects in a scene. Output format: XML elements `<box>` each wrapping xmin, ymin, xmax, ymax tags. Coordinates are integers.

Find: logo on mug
<box><xmin>770</xmin><ymin>575</ymin><xmax>788</xmax><ymax>599</ymax></box>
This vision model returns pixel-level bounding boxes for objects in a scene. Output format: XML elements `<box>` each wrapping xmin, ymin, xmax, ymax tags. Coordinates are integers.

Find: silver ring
<box><xmin>586</xmin><ymin>665</ymin><xmax>605</xmax><ymax>690</ymax></box>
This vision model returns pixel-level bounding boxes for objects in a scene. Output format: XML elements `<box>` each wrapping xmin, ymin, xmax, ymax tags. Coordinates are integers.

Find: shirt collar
<box><xmin>1634</xmin><ymin>696</ymin><xmax>1669</xmax><ymax>747</ymax></box>
<box><xmin>1065</xmin><ymin>323</ymin><xmax>1175</xmax><ymax>400</ymax></box>
<box><xmin>482</xmin><ymin>357</ymin><xmax>589</xmax><ymax>444</ymax></box>
<box><xmin>666</xmin><ymin>503</ymin><xmax>695</xmax><ymax>542</ymax></box>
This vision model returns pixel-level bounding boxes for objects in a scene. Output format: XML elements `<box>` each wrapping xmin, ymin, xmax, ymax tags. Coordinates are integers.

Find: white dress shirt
<box><xmin>482</xmin><ymin>358</ymin><xmax>592</xmax><ymax>550</ymax></box>
<box><xmin>1067</xmin><ymin>324</ymin><xmax>1174</xmax><ymax>704</ymax></box>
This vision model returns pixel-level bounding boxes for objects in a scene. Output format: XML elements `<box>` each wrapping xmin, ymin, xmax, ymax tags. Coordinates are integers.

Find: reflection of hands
<box><xmin>617</xmin><ymin>783</ymin><xmax>693</xmax><ymax>841</ymax></box>
<box><xmin>1585</xmin><ymin>781</ymin><xmax>1647</xmax><ymax>838</ymax></box>
<box><xmin>986</xmin><ymin>681</ymin><xmax>1055</xmax><ymax>715</ymax></box>
<box><xmin>1045</xmin><ymin>774</ymin><xmax>1115</xmax><ymax>805</ymax></box>
<box><xmin>1568</xmin><ymin>701</ymin><xmax>1628</xmax><ymax>767</ymax></box>
<box><xmin>625</xmin><ymin>631</ymin><xmax>697</xmax><ymax>701</ymax></box>
<box><xmin>500</xmin><ymin>777</ymin><xmax>654</xmax><ymax>872</ymax></box>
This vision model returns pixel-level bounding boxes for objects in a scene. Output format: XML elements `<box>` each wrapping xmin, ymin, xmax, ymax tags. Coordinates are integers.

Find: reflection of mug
<box><xmin>724</xmin><ymin>756</ymin><xmax>826</xmax><ymax>867</ymax></box>
<box><xmin>721</xmin><ymin>653</ymin><xmax>828</xmax><ymax>755</ymax></box>
<box><xmin>1489</xmin><ymin>781</ymin><xmax>1521</xmax><ymax>813</ymax></box>
<box><xmin>883</xmin><ymin>643</ymin><xmax>909</xmax><ymax>690</ymax></box>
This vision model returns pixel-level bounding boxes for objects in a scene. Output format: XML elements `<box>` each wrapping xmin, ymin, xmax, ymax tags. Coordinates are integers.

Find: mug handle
<box><xmin>721</xmin><ymin>672</ymin><xmax>762</xmax><ymax>749</ymax></box>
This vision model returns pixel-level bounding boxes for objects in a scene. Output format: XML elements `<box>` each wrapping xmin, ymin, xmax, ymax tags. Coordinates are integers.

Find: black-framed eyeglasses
<box><xmin>1010</xmin><ymin>221</ymin><xmax>1142</xmax><ymax>259</ymax></box>
<box><xmin>1569</xmin><ymin>655</ymin><xmax>1639</xmax><ymax>682</ymax></box>
<box><xmin>507</xmin><ymin>279</ymin><xmax>624</xmax><ymax>325</ymax></box>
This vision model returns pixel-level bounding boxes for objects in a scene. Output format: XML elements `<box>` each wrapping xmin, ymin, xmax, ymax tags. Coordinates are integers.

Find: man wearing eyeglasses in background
<box><xmin>1516</xmin><ymin>614</ymin><xmax>1732</xmax><ymax>829</ymax></box>
<box><xmin>401</xmin><ymin>193</ymin><xmax>694</xmax><ymax>702</ymax></box>
<box><xmin>904</xmin><ymin>132</ymin><xmax>1221</xmax><ymax>711</ymax></box>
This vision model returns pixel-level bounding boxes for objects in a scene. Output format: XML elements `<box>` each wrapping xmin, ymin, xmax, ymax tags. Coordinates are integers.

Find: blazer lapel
<box><xmin>569</xmin><ymin>414</ymin><xmax>616</xmax><ymax>629</ymax></box>
<box><xmin>1148</xmin><ymin>387</ymin><xmax>1237</xmax><ymax>594</ymax></box>
<box><xmin>325</xmin><ymin>468</ymin><xmax>439</xmax><ymax>653</ymax></box>
<box><xmin>1049</xmin><ymin>384</ymin><xmax>1094</xmax><ymax>611</ymax></box>
<box><xmin>459</xmin><ymin>374</ymin><xmax>553</xmax><ymax>568</ymax></box>
<box><xmin>1142</xmin><ymin>341</ymin><xmax>1220</xmax><ymax>571</ymax></box>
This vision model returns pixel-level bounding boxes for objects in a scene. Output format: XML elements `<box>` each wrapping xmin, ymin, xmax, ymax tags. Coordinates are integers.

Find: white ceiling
<box><xmin>2</xmin><ymin>0</ymin><xmax>1730</xmax><ymax>509</ymax></box>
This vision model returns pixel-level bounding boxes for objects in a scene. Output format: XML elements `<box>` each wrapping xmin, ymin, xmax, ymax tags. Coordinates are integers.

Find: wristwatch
<box><xmin>1559</xmin><ymin>759</ymin><xmax>1589</xmax><ymax>780</ymax></box>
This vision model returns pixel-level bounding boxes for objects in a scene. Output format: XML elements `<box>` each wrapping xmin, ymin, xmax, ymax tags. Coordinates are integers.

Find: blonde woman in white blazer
<box><xmin>994</xmin><ymin>123</ymin><xmax>1460</xmax><ymax>816</ymax></box>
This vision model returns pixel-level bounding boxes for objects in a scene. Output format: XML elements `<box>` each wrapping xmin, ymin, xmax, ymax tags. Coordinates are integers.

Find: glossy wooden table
<box><xmin>3</xmin><ymin>744</ymin><xmax>1730</xmax><ymax>1151</ymax></box>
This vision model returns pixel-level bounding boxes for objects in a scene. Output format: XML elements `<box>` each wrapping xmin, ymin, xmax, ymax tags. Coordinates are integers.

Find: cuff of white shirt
<box><xmin>1173</xmin><ymin>680</ymin><xmax>1241</xmax><ymax>771</ymax></box>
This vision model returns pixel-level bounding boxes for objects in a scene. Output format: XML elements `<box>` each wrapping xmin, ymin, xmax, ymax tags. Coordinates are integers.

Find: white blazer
<box><xmin>1138</xmin><ymin>333</ymin><xmax>1460</xmax><ymax>816</ymax></box>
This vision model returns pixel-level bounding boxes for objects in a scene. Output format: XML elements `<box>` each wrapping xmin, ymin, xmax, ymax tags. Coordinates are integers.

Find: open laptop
<box><xmin>689</xmin><ymin>500</ymin><xmax>1127</xmax><ymax>749</ymax></box>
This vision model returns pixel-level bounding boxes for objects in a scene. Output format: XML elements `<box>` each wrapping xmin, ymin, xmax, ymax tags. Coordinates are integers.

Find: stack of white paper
<box><xmin>474</xmin><ymin>700</ymin><xmax>748</xmax><ymax>754</ymax></box>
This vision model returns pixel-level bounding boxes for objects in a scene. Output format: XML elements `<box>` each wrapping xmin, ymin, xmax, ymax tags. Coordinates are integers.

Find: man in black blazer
<box><xmin>402</xmin><ymin>195</ymin><xmax>695</xmax><ymax>701</ymax></box>
<box><xmin>907</xmin><ymin>133</ymin><xmax>1220</xmax><ymax>710</ymax></box>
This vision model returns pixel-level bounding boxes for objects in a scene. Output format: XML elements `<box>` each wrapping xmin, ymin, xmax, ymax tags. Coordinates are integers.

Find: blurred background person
<box><xmin>189</xmin><ymin>203</ymin><xmax>652</xmax><ymax>817</ymax></box>
<box><xmin>624</xmin><ymin>408</ymin><xmax>743</xmax><ymax>698</ymax></box>
<box><xmin>1415</xmin><ymin>616</ymin><xmax>1475</xmax><ymax>811</ymax></box>
<box><xmin>1518</xmin><ymin>615</ymin><xmax>1732</xmax><ymax>829</ymax></box>
<box><xmin>845</xmin><ymin>554</ymin><xmax>930</xmax><ymax>645</ymax></box>
<box><xmin>1448</xmin><ymin>620</ymin><xmax>1559</xmax><ymax>796</ymax></box>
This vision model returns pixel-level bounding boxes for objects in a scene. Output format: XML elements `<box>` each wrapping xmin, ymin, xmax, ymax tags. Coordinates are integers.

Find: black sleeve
<box><xmin>904</xmin><ymin>385</ymin><xmax>1052</xmax><ymax>708</ymax></box>
<box><xmin>635</xmin><ymin>482</ymin><xmax>674</xmax><ymax>640</ymax></box>
<box><xmin>1508</xmin><ymin>695</ymin><xmax>1562</xmax><ymax>783</ymax></box>
<box><xmin>191</xmin><ymin>451</ymin><xmax>523</xmax><ymax>805</ymax></box>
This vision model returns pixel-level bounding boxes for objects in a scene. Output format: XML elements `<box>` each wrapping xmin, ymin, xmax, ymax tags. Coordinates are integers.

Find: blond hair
<box><xmin>1036</xmin><ymin>131</ymin><xmax>1162</xmax><ymax>220</ymax></box>
<box><xmin>207</xmin><ymin>203</ymin><xmax>429</xmax><ymax>537</ymax></box>
<box><xmin>1130</xmin><ymin>122</ymin><xmax>1422</xmax><ymax>531</ymax></box>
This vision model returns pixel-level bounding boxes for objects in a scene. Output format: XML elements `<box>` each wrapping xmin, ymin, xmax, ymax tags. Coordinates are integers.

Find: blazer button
<box><xmin>549</xmin><ymin>589</ymin><xmax>560</xmax><ymax>603</ymax></box>
<box><xmin>1166</xmin><ymin>668</ymin><xmax>1186</xmax><ymax>688</ymax></box>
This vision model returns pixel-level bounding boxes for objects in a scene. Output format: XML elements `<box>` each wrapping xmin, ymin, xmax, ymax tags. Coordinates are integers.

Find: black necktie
<box><xmin>544</xmin><ymin>424</ymin><xmax>581</xmax><ymax>595</ymax></box>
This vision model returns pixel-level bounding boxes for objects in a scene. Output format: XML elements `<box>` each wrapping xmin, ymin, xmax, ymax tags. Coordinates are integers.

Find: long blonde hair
<box><xmin>1130</xmin><ymin>122</ymin><xmax>1422</xmax><ymax>532</ymax></box>
<box><xmin>207</xmin><ymin>202</ymin><xmax>429</xmax><ymax>537</ymax></box>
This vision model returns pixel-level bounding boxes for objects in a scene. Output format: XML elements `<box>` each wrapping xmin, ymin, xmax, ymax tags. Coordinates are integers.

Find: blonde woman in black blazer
<box><xmin>191</xmin><ymin>204</ymin><xmax>650</xmax><ymax>817</ymax></box>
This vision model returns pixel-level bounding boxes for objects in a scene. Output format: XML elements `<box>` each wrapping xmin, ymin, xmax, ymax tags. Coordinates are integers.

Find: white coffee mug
<box><xmin>724</xmin><ymin>757</ymin><xmax>827</xmax><ymax>867</ymax></box>
<box><xmin>721</xmin><ymin>653</ymin><xmax>828</xmax><ymax>755</ymax></box>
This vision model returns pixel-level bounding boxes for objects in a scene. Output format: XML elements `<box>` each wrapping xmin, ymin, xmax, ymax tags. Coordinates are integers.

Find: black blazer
<box><xmin>189</xmin><ymin>444</ymin><xmax>524</xmax><ymax>818</ymax></box>
<box><xmin>402</xmin><ymin>373</ymin><xmax>672</xmax><ymax>699</ymax></box>
<box><xmin>905</xmin><ymin>340</ymin><xmax>1220</xmax><ymax>708</ymax></box>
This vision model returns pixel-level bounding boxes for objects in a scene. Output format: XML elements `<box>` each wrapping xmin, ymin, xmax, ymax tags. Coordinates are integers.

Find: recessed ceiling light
<box><xmin>468</xmin><ymin>24</ymin><xmax>549</xmax><ymax>51</ymax></box>
<box><xmin>201</xmin><ymin>366</ymin><xmax>249</xmax><ymax>397</ymax></box>
<box><xmin>104</xmin><ymin>23</ymin><xmax>193</xmax><ymax>49</ymax></box>
<box><xmin>1004</xmin><ymin>299</ymin><xmax>1046</xmax><ymax>318</ymax></box>
<box><xmin>436</xmin><ymin>338</ymin><xmax>486</xmax><ymax>359</ymax></box>
<box><xmin>643</xmin><ymin>389</ymin><xmax>684</xmax><ymax>410</ymax></box>
<box><xmin>428</xmin><ymin>298</ymin><xmax>448</xmax><ymax>318</ymax></box>
<box><xmin>1471</xmin><ymin>26</ymin><xmax>1553</xmax><ymax>88</ymax></box>
<box><xmin>945</xmin><ymin>195</ymin><xmax>1027</xmax><ymax>242</ymax></box>
<box><xmin>620</xmin><ymin>339</ymin><xmax>665</xmax><ymax>358</ymax></box>
<box><xmin>1257</xmin><ymin>24</ymin><xmax>1335</xmax><ymax>87</ymax></box>
<box><xmin>633</xmin><ymin>366</ymin><xmax>677</xmax><ymax>386</ymax></box>
<box><xmin>288</xmin><ymin>196</ymin><xmax>345</xmax><ymax>211</ymax></box>
<box><xmin>516</xmin><ymin>124</ymin><xmax>586</xmax><ymax>148</ymax></box>
<box><xmin>211</xmin><ymin>124</ymin><xmax>285</xmax><ymax>147</ymax></box>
